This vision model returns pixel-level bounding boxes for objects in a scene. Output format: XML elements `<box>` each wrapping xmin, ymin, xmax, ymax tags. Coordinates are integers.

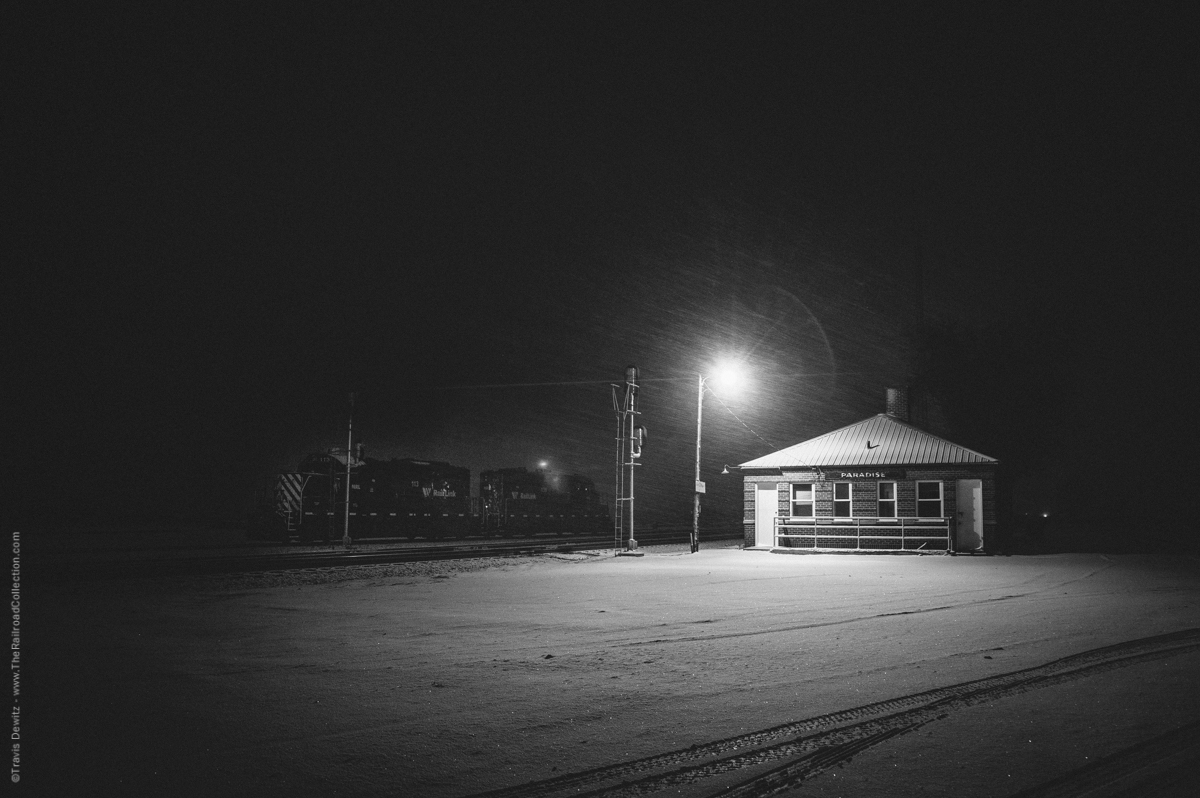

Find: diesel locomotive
<box><xmin>479</xmin><ymin>467</ymin><xmax>610</xmax><ymax>536</ymax></box>
<box><xmin>249</xmin><ymin>453</ymin><xmax>608</xmax><ymax>542</ymax></box>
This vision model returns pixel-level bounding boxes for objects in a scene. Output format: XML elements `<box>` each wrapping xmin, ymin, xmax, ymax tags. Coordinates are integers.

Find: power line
<box><xmin>709</xmin><ymin>390</ymin><xmax>776</xmax><ymax>451</ymax></box>
<box><xmin>429</xmin><ymin>371</ymin><xmax>882</xmax><ymax>391</ymax></box>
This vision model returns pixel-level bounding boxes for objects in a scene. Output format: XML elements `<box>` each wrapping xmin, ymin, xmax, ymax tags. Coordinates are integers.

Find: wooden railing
<box><xmin>773</xmin><ymin>516</ymin><xmax>953</xmax><ymax>552</ymax></box>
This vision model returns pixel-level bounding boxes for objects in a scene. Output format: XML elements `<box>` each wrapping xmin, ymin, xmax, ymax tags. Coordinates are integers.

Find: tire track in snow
<box><xmin>696</xmin><ymin>646</ymin><xmax>1196</xmax><ymax>798</ymax></box>
<box><xmin>463</xmin><ymin>628</ymin><xmax>1200</xmax><ymax>798</ymax></box>
<box><xmin>1005</xmin><ymin>719</ymin><xmax>1200</xmax><ymax>797</ymax></box>
<box><xmin>618</xmin><ymin>593</ymin><xmax>1029</xmax><ymax>647</ymax></box>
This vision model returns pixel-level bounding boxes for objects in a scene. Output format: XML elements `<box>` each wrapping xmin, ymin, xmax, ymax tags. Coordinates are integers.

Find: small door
<box><xmin>956</xmin><ymin>479</ymin><xmax>983</xmax><ymax>551</ymax></box>
<box><xmin>755</xmin><ymin>484</ymin><xmax>777</xmax><ymax>547</ymax></box>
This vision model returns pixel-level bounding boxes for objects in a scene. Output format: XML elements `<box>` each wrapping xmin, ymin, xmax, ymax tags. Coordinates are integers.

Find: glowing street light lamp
<box><xmin>692</xmin><ymin>360</ymin><xmax>747</xmax><ymax>554</ymax></box>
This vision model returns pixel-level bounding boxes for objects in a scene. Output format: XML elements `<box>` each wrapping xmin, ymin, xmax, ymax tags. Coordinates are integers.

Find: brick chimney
<box><xmin>886</xmin><ymin>387</ymin><xmax>909</xmax><ymax>422</ymax></box>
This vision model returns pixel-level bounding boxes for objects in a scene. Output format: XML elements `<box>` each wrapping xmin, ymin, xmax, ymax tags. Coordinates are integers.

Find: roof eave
<box><xmin>737</xmin><ymin>459</ymin><xmax>999</xmax><ymax>472</ymax></box>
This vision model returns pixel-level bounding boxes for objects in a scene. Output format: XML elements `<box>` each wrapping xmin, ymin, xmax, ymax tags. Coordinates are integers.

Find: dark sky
<box><xmin>7</xmin><ymin>2</ymin><xmax>1194</xmax><ymax>530</ymax></box>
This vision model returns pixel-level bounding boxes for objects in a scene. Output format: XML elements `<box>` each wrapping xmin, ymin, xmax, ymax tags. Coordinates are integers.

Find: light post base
<box><xmin>617</xmin><ymin>539</ymin><xmax>644</xmax><ymax>557</ymax></box>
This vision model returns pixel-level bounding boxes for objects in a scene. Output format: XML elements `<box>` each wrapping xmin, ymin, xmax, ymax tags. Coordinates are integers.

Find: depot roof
<box><xmin>739</xmin><ymin>414</ymin><xmax>998</xmax><ymax>470</ymax></box>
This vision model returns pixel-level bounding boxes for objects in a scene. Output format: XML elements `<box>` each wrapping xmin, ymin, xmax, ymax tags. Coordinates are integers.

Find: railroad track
<box><xmin>51</xmin><ymin>528</ymin><xmax>743</xmax><ymax>581</ymax></box>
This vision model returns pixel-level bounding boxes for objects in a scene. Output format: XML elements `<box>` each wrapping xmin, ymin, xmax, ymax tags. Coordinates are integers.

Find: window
<box><xmin>791</xmin><ymin>484</ymin><xmax>813</xmax><ymax>517</ymax></box>
<box><xmin>917</xmin><ymin>481</ymin><xmax>943</xmax><ymax>517</ymax></box>
<box><xmin>833</xmin><ymin>482</ymin><xmax>852</xmax><ymax>517</ymax></box>
<box><xmin>878</xmin><ymin>482</ymin><xmax>896</xmax><ymax>518</ymax></box>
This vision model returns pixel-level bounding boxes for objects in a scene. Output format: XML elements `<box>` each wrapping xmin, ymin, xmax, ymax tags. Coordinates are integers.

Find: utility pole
<box><xmin>343</xmin><ymin>392</ymin><xmax>354</xmax><ymax>549</ymax></box>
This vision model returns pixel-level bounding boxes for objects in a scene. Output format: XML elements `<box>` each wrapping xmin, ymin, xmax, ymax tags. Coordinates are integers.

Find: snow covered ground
<box><xmin>36</xmin><ymin>545</ymin><xmax>1200</xmax><ymax>797</ymax></box>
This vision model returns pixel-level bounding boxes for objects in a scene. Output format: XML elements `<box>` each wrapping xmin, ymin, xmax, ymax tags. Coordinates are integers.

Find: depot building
<box><xmin>737</xmin><ymin>389</ymin><xmax>998</xmax><ymax>553</ymax></box>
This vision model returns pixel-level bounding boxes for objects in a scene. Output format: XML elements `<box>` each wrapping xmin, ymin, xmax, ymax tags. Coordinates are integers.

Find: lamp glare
<box><xmin>709</xmin><ymin>360</ymin><xmax>747</xmax><ymax>397</ymax></box>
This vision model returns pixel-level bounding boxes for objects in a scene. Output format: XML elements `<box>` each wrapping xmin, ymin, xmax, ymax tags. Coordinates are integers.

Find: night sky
<box><xmin>7</xmin><ymin>3</ymin><xmax>1194</xmax><ymax>539</ymax></box>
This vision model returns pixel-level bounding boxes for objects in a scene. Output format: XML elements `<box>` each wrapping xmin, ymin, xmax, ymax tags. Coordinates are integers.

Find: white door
<box><xmin>755</xmin><ymin>484</ymin><xmax>777</xmax><ymax>547</ymax></box>
<box><xmin>956</xmin><ymin>479</ymin><xmax>983</xmax><ymax>551</ymax></box>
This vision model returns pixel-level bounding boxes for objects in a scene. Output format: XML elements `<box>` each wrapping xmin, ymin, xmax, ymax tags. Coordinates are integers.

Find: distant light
<box><xmin>538</xmin><ymin>460</ymin><xmax>548</xmax><ymax>469</ymax></box>
<box><xmin>1042</xmin><ymin>512</ymin><xmax>1049</xmax><ymax>518</ymax></box>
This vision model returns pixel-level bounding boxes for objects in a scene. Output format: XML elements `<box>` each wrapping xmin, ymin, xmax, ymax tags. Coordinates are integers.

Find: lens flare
<box><xmin>708</xmin><ymin>360</ymin><xmax>748</xmax><ymax>397</ymax></box>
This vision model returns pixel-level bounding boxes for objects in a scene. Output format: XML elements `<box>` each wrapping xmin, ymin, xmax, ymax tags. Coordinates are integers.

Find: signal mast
<box><xmin>612</xmin><ymin>365</ymin><xmax>645</xmax><ymax>555</ymax></box>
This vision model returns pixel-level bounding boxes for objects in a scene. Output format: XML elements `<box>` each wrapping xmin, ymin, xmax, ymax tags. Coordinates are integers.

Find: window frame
<box><xmin>791</xmin><ymin>483</ymin><xmax>814</xmax><ymax>517</ymax></box>
<box><xmin>916</xmin><ymin>480</ymin><xmax>944</xmax><ymax>518</ymax></box>
<box><xmin>877</xmin><ymin>481</ymin><xmax>897</xmax><ymax>518</ymax></box>
<box><xmin>833</xmin><ymin>482</ymin><xmax>852</xmax><ymax>518</ymax></box>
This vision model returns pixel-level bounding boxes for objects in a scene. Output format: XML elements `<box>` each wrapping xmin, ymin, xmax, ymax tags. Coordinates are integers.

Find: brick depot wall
<box><xmin>742</xmin><ymin>466</ymin><xmax>998</xmax><ymax>552</ymax></box>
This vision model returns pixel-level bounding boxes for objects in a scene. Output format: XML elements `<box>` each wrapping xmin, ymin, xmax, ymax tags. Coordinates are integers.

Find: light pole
<box><xmin>691</xmin><ymin>362</ymin><xmax>746</xmax><ymax>554</ymax></box>
<box><xmin>691</xmin><ymin>373</ymin><xmax>704</xmax><ymax>554</ymax></box>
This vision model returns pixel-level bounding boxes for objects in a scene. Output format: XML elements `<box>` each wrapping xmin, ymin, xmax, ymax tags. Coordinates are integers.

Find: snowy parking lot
<box><xmin>38</xmin><ymin>546</ymin><xmax>1200</xmax><ymax>797</ymax></box>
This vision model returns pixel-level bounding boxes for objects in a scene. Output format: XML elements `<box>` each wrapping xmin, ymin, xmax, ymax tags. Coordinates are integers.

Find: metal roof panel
<box><xmin>739</xmin><ymin>414</ymin><xmax>997</xmax><ymax>469</ymax></box>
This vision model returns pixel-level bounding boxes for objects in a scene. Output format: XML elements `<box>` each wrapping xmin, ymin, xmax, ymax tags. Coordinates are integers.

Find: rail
<box><xmin>773</xmin><ymin>516</ymin><xmax>953</xmax><ymax>552</ymax></box>
<box><xmin>49</xmin><ymin>527</ymin><xmax>746</xmax><ymax>582</ymax></box>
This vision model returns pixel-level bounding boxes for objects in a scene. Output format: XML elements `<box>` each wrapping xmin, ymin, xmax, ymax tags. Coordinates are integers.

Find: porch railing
<box><xmin>773</xmin><ymin>516</ymin><xmax>953</xmax><ymax>552</ymax></box>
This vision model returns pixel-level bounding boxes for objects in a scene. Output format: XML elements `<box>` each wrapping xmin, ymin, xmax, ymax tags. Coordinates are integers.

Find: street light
<box><xmin>692</xmin><ymin>360</ymin><xmax>746</xmax><ymax>553</ymax></box>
